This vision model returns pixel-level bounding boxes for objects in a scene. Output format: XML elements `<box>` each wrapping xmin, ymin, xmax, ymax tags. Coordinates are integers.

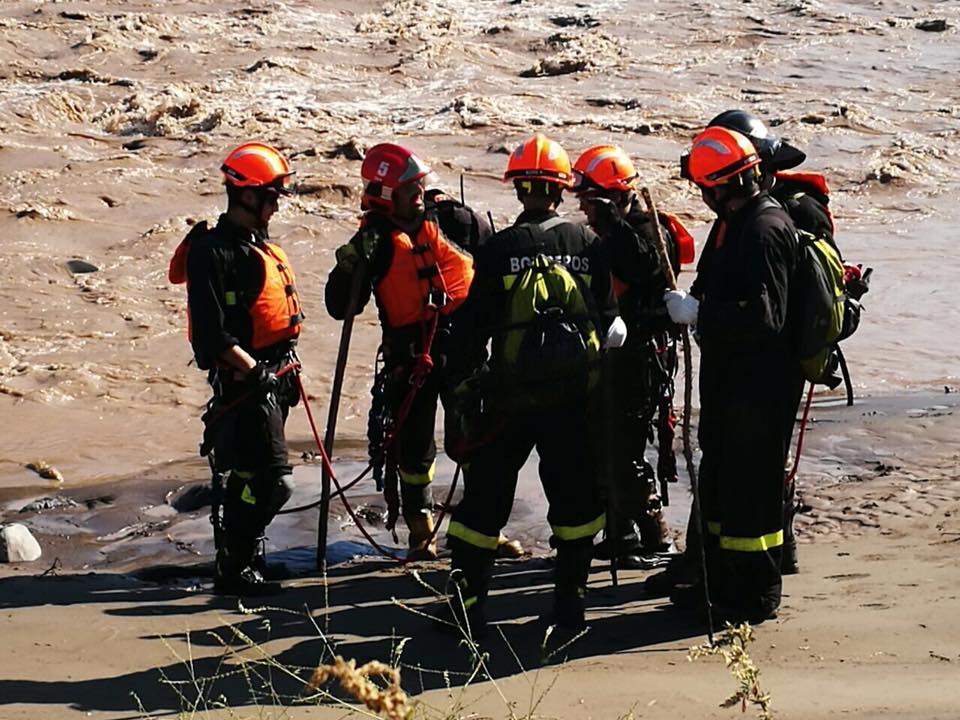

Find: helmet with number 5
<box><xmin>361</xmin><ymin>143</ymin><xmax>433</xmax><ymax>213</ymax></box>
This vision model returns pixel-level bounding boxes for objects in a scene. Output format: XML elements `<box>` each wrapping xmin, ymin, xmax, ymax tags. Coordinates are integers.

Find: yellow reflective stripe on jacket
<box><xmin>399</xmin><ymin>463</ymin><xmax>435</xmax><ymax>486</ymax></box>
<box><xmin>551</xmin><ymin>512</ymin><xmax>605</xmax><ymax>541</ymax></box>
<box><xmin>447</xmin><ymin>521</ymin><xmax>500</xmax><ymax>550</ymax></box>
<box><xmin>462</xmin><ymin>595</ymin><xmax>478</xmax><ymax>610</ymax></box>
<box><xmin>707</xmin><ymin>521</ymin><xmax>721</xmax><ymax>535</ymax></box>
<box><xmin>719</xmin><ymin>529</ymin><xmax>784</xmax><ymax>552</ymax></box>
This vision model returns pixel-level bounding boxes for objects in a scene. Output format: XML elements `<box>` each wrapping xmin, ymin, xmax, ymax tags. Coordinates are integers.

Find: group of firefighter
<box><xmin>171</xmin><ymin>109</ymin><xmax>861</xmax><ymax>635</ymax></box>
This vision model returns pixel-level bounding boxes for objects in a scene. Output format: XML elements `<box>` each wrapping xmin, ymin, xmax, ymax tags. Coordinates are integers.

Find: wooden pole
<box><xmin>641</xmin><ymin>187</ymin><xmax>714</xmax><ymax>643</ymax></box>
<box><xmin>317</xmin><ymin>264</ymin><xmax>367</xmax><ymax>568</ymax></box>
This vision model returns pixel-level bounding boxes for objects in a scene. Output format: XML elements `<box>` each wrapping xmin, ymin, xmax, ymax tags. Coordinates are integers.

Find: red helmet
<box><xmin>361</xmin><ymin>143</ymin><xmax>432</xmax><ymax>213</ymax></box>
<box><xmin>683</xmin><ymin>126</ymin><xmax>760</xmax><ymax>188</ymax></box>
<box><xmin>221</xmin><ymin>143</ymin><xmax>293</xmax><ymax>193</ymax></box>
<box><xmin>503</xmin><ymin>134</ymin><xmax>573</xmax><ymax>187</ymax></box>
<box><xmin>572</xmin><ymin>145</ymin><xmax>638</xmax><ymax>194</ymax></box>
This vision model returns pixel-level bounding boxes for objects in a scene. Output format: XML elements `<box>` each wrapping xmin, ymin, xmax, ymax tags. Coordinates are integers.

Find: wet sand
<box><xmin>1</xmin><ymin>0</ymin><xmax>959</xmax><ymax>717</ymax></box>
<box><xmin>1</xmin><ymin>392</ymin><xmax>958</xmax><ymax>718</ymax></box>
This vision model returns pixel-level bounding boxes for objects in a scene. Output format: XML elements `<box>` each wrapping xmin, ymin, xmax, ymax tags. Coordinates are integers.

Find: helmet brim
<box><xmin>767</xmin><ymin>141</ymin><xmax>806</xmax><ymax>172</ymax></box>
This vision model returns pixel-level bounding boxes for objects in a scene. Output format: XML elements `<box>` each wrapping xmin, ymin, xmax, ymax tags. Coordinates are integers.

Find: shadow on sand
<box><xmin>0</xmin><ymin>550</ymin><xmax>706</xmax><ymax>716</ymax></box>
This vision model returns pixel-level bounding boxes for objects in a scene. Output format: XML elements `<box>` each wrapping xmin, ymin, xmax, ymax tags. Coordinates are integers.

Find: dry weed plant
<box><xmin>136</xmin><ymin>564</ymin><xmax>598</xmax><ymax>720</ymax></box>
<box><xmin>687</xmin><ymin>623</ymin><xmax>774</xmax><ymax>720</ymax></box>
<box><xmin>307</xmin><ymin>657</ymin><xmax>412</xmax><ymax>720</ymax></box>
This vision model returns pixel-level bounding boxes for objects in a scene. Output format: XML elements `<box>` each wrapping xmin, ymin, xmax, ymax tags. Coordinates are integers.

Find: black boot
<box><xmin>551</xmin><ymin>538</ymin><xmax>594</xmax><ymax>630</ymax></box>
<box><xmin>442</xmin><ymin>542</ymin><xmax>495</xmax><ymax>639</ymax></box>
<box><xmin>215</xmin><ymin>537</ymin><xmax>282</xmax><ymax>596</ymax></box>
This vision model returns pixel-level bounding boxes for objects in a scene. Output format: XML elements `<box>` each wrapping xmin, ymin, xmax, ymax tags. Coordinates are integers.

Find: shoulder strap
<box><xmin>537</xmin><ymin>216</ymin><xmax>569</xmax><ymax>233</ymax></box>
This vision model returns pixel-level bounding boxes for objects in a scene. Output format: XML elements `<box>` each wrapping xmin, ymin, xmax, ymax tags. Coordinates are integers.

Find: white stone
<box><xmin>0</xmin><ymin>523</ymin><xmax>42</xmax><ymax>562</ymax></box>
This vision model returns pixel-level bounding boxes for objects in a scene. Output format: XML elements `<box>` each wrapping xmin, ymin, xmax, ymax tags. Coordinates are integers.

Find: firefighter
<box><xmin>444</xmin><ymin>134</ymin><xmax>621</xmax><ymax>636</ymax></box>
<box><xmin>707</xmin><ymin>109</ymin><xmax>870</xmax><ymax>575</ymax></box>
<box><xmin>665</xmin><ymin>126</ymin><xmax>804</xmax><ymax>623</ymax></box>
<box><xmin>168</xmin><ymin>142</ymin><xmax>302</xmax><ymax>595</ymax></box>
<box><xmin>325</xmin><ymin>143</ymin><xmax>515</xmax><ymax>561</ymax></box>
<box><xmin>571</xmin><ymin>145</ymin><xmax>695</xmax><ymax>568</ymax></box>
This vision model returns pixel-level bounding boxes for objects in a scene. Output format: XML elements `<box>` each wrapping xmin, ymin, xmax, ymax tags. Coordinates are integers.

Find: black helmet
<box><xmin>708</xmin><ymin>109</ymin><xmax>806</xmax><ymax>172</ymax></box>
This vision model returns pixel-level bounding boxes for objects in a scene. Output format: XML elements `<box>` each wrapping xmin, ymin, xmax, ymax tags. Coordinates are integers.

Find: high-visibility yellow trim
<box><xmin>719</xmin><ymin>529</ymin><xmax>783</xmax><ymax>553</ymax></box>
<box><xmin>447</xmin><ymin>521</ymin><xmax>500</xmax><ymax>550</ymax></box>
<box><xmin>462</xmin><ymin>595</ymin><xmax>478</xmax><ymax>610</ymax></box>
<box><xmin>224</xmin><ymin>291</ymin><xmax>238</xmax><ymax>306</ymax></box>
<box><xmin>504</xmin><ymin>273</ymin><xmax>591</xmax><ymax>290</ymax></box>
<box><xmin>233</xmin><ymin>470</ymin><xmax>255</xmax><ymax>479</ymax></box>
<box><xmin>240</xmin><ymin>484</ymin><xmax>257</xmax><ymax>505</ymax></box>
<box><xmin>551</xmin><ymin>512</ymin><xmax>605</xmax><ymax>541</ymax></box>
<box><xmin>707</xmin><ymin>521</ymin><xmax>721</xmax><ymax>535</ymax></box>
<box><xmin>399</xmin><ymin>463</ymin><xmax>435</xmax><ymax>486</ymax></box>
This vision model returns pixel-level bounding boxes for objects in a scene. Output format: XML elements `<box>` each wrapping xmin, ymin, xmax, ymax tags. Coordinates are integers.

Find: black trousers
<box><xmin>697</xmin><ymin>347</ymin><xmax>804</xmax><ymax>614</ymax></box>
<box><xmin>205</xmin><ymin>376</ymin><xmax>294</xmax><ymax>560</ymax></box>
<box><xmin>448</xmin><ymin>402</ymin><xmax>604</xmax><ymax>603</ymax></box>
<box><xmin>383</xmin><ymin>363</ymin><xmax>441</xmax><ymax>517</ymax></box>
<box><xmin>601</xmin><ymin>335</ymin><xmax>677</xmax><ymax>546</ymax></box>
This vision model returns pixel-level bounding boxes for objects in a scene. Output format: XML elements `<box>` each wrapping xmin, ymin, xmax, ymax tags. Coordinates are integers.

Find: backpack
<box><xmin>486</xmin><ymin>251</ymin><xmax>602</xmax><ymax>413</ymax></box>
<box><xmin>792</xmin><ymin>228</ymin><xmax>847</xmax><ymax>386</ymax></box>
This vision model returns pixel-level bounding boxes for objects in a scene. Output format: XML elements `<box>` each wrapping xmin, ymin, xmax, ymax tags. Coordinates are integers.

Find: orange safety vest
<box><xmin>168</xmin><ymin>232</ymin><xmax>303</xmax><ymax>350</ymax></box>
<box><xmin>374</xmin><ymin>219</ymin><xmax>474</xmax><ymax>328</ymax></box>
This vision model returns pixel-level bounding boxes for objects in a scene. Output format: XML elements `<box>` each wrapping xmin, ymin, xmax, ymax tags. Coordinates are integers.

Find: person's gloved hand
<box><xmin>335</xmin><ymin>229</ymin><xmax>379</xmax><ymax>272</ymax></box>
<box><xmin>585</xmin><ymin>196</ymin><xmax>620</xmax><ymax>235</ymax></box>
<box><xmin>845</xmin><ymin>265</ymin><xmax>872</xmax><ymax>301</ymax></box>
<box><xmin>663</xmin><ymin>289</ymin><xmax>699</xmax><ymax>325</ymax></box>
<box><xmin>246</xmin><ymin>363</ymin><xmax>280</xmax><ymax>392</ymax></box>
<box><xmin>603</xmin><ymin>315</ymin><xmax>628</xmax><ymax>349</ymax></box>
<box><xmin>335</xmin><ymin>242</ymin><xmax>361</xmax><ymax>273</ymax></box>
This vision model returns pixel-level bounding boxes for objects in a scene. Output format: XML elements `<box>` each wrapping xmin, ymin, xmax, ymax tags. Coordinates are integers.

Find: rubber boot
<box><xmin>551</xmin><ymin>538</ymin><xmax>594</xmax><ymax>630</ymax></box>
<box><xmin>405</xmin><ymin>512</ymin><xmax>438</xmax><ymax>561</ymax></box>
<box><xmin>214</xmin><ymin>536</ymin><xmax>281</xmax><ymax>596</ymax></box>
<box><xmin>636</xmin><ymin>506</ymin><xmax>672</xmax><ymax>555</ymax></box>
<box><xmin>593</xmin><ymin>519</ymin><xmax>647</xmax><ymax>569</ymax></box>
<box><xmin>444</xmin><ymin>543</ymin><xmax>495</xmax><ymax>639</ymax></box>
<box><xmin>496</xmin><ymin>533</ymin><xmax>525</xmax><ymax>559</ymax></box>
<box><xmin>252</xmin><ymin>536</ymin><xmax>293</xmax><ymax>581</ymax></box>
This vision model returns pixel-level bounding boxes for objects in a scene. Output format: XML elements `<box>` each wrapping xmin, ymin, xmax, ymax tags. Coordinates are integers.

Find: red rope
<box><xmin>786</xmin><ymin>382</ymin><xmax>815</xmax><ymax>487</ymax></box>
<box><xmin>294</xmin><ymin>371</ymin><xmax>457</xmax><ymax>564</ymax></box>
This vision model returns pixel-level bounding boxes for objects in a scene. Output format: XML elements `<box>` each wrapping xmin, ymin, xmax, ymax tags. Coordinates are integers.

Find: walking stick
<box><xmin>641</xmin><ymin>187</ymin><xmax>715</xmax><ymax>643</ymax></box>
<box><xmin>601</xmin><ymin>352</ymin><xmax>620</xmax><ymax>589</ymax></box>
<box><xmin>317</xmin><ymin>263</ymin><xmax>367</xmax><ymax>568</ymax></box>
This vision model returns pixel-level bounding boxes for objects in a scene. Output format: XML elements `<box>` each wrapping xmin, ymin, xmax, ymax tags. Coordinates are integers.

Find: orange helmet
<box><xmin>682</xmin><ymin>126</ymin><xmax>760</xmax><ymax>188</ymax></box>
<box><xmin>572</xmin><ymin>145</ymin><xmax>638</xmax><ymax>194</ymax></box>
<box><xmin>221</xmin><ymin>142</ymin><xmax>294</xmax><ymax>193</ymax></box>
<box><xmin>503</xmin><ymin>133</ymin><xmax>573</xmax><ymax>187</ymax></box>
<box><xmin>361</xmin><ymin>143</ymin><xmax>432</xmax><ymax>213</ymax></box>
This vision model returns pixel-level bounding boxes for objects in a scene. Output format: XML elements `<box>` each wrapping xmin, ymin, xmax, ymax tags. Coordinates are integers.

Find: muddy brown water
<box><xmin>0</xmin><ymin>0</ymin><xmax>957</xmax><ymax>568</ymax></box>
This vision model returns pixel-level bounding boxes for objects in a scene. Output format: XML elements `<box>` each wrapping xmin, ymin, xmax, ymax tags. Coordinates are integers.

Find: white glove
<box><xmin>603</xmin><ymin>315</ymin><xmax>628</xmax><ymax>349</ymax></box>
<box><xmin>663</xmin><ymin>289</ymin><xmax>699</xmax><ymax>325</ymax></box>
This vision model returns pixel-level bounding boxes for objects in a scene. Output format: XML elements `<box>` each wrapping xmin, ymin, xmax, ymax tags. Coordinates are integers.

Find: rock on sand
<box><xmin>0</xmin><ymin>523</ymin><xmax>43</xmax><ymax>562</ymax></box>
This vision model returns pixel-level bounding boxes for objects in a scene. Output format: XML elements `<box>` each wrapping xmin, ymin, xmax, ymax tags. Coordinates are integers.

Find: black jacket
<box><xmin>185</xmin><ymin>216</ymin><xmax>295</xmax><ymax>370</ymax></box>
<box><xmin>450</xmin><ymin>208</ymin><xmax>618</xmax><ymax>376</ymax></box>
<box><xmin>598</xmin><ymin>200</ymin><xmax>680</xmax><ymax>337</ymax></box>
<box><xmin>694</xmin><ymin>193</ymin><xmax>799</xmax><ymax>357</ymax></box>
